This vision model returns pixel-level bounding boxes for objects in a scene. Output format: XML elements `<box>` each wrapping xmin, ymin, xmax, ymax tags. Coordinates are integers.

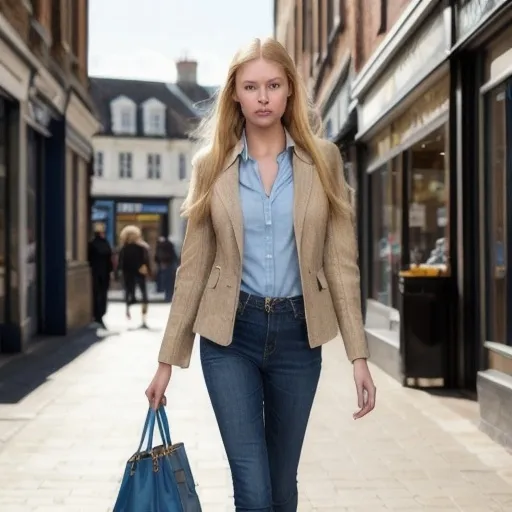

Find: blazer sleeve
<box><xmin>158</xmin><ymin>169</ymin><xmax>216</xmax><ymax>368</ymax></box>
<box><xmin>323</xmin><ymin>142</ymin><xmax>370</xmax><ymax>362</ymax></box>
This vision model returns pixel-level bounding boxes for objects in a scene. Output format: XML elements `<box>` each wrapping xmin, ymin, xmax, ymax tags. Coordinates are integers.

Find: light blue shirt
<box><xmin>238</xmin><ymin>130</ymin><xmax>302</xmax><ymax>298</ymax></box>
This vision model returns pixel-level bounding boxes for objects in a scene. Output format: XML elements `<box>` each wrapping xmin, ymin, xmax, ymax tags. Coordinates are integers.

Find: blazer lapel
<box><xmin>217</xmin><ymin>147</ymin><xmax>244</xmax><ymax>260</ymax></box>
<box><xmin>293</xmin><ymin>148</ymin><xmax>314</xmax><ymax>255</ymax></box>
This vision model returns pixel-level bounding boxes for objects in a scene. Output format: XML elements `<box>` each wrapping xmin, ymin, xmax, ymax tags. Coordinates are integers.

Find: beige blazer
<box><xmin>158</xmin><ymin>137</ymin><xmax>370</xmax><ymax>368</ymax></box>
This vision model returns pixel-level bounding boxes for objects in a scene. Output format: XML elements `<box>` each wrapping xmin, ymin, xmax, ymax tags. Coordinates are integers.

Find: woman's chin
<box><xmin>246</xmin><ymin>115</ymin><xmax>281</xmax><ymax>129</ymax></box>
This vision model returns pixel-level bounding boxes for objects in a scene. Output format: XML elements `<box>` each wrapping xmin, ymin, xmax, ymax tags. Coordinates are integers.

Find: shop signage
<box><xmin>116</xmin><ymin>202</ymin><xmax>168</xmax><ymax>214</ymax></box>
<box><xmin>27</xmin><ymin>100</ymin><xmax>52</xmax><ymax>130</ymax></box>
<box><xmin>457</xmin><ymin>0</ymin><xmax>508</xmax><ymax>41</ymax></box>
<box><xmin>358</xmin><ymin>9</ymin><xmax>449</xmax><ymax>137</ymax></box>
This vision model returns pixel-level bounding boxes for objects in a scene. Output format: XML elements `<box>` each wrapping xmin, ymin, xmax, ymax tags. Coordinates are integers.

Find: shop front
<box><xmin>0</xmin><ymin>28</ymin><xmax>32</xmax><ymax>352</ymax></box>
<box><xmin>352</xmin><ymin>4</ymin><xmax>455</xmax><ymax>385</ymax></box>
<box><xmin>451</xmin><ymin>0</ymin><xmax>512</xmax><ymax>446</ymax></box>
<box><xmin>92</xmin><ymin>198</ymin><xmax>170</xmax><ymax>256</ymax></box>
<box><xmin>0</xmin><ymin>94</ymin><xmax>19</xmax><ymax>352</ymax></box>
<box><xmin>25</xmin><ymin>95</ymin><xmax>55</xmax><ymax>341</ymax></box>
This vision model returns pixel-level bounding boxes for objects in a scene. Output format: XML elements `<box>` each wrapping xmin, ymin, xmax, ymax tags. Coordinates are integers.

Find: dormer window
<box><xmin>110</xmin><ymin>95</ymin><xmax>136</xmax><ymax>135</ymax></box>
<box><xmin>142</xmin><ymin>98</ymin><xmax>166</xmax><ymax>136</ymax></box>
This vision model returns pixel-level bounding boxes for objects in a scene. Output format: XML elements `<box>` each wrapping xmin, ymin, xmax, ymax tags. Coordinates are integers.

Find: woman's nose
<box><xmin>258</xmin><ymin>92</ymin><xmax>269</xmax><ymax>104</ymax></box>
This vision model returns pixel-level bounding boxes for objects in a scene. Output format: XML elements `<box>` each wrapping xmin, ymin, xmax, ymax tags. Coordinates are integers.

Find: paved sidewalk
<box><xmin>0</xmin><ymin>303</ymin><xmax>512</xmax><ymax>511</ymax></box>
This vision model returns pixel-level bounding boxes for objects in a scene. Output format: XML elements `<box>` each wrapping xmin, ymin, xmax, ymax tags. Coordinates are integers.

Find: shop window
<box><xmin>407</xmin><ymin>127</ymin><xmax>450</xmax><ymax>273</ymax></box>
<box><xmin>371</xmin><ymin>156</ymin><xmax>402</xmax><ymax>308</ymax></box>
<box><xmin>486</xmin><ymin>84</ymin><xmax>507</xmax><ymax>345</ymax></box>
<box><xmin>0</xmin><ymin>99</ymin><xmax>7</xmax><ymax>324</ymax></box>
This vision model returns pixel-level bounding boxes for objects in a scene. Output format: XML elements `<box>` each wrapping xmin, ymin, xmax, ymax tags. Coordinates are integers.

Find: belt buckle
<box><xmin>264</xmin><ymin>297</ymin><xmax>272</xmax><ymax>313</ymax></box>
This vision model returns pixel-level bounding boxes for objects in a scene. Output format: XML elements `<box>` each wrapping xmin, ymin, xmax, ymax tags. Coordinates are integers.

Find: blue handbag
<box><xmin>113</xmin><ymin>406</ymin><xmax>202</xmax><ymax>512</ymax></box>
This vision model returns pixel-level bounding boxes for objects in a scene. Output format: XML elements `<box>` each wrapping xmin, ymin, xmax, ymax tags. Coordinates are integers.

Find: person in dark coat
<box><xmin>154</xmin><ymin>236</ymin><xmax>179</xmax><ymax>302</ymax></box>
<box><xmin>88</xmin><ymin>223</ymin><xmax>113</xmax><ymax>329</ymax></box>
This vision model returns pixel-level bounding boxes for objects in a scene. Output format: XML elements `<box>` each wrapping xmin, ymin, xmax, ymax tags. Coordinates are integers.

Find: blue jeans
<box><xmin>200</xmin><ymin>291</ymin><xmax>322</xmax><ymax>512</ymax></box>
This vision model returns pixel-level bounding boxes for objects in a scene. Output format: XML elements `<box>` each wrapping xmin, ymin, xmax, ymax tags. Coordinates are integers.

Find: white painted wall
<box><xmin>91</xmin><ymin>136</ymin><xmax>199</xmax><ymax>242</ymax></box>
<box><xmin>91</xmin><ymin>136</ymin><xmax>195</xmax><ymax>198</ymax></box>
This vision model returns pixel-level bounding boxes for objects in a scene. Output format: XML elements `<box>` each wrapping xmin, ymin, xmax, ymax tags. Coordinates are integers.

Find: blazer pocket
<box><xmin>206</xmin><ymin>266</ymin><xmax>221</xmax><ymax>289</ymax></box>
<box><xmin>316</xmin><ymin>268</ymin><xmax>329</xmax><ymax>290</ymax></box>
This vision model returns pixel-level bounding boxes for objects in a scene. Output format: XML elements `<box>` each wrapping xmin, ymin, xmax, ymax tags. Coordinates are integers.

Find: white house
<box><xmin>89</xmin><ymin>60</ymin><xmax>215</xmax><ymax>254</ymax></box>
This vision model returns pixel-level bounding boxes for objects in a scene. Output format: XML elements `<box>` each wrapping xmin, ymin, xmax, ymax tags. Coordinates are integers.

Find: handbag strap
<box><xmin>136</xmin><ymin>407</ymin><xmax>173</xmax><ymax>454</ymax></box>
<box><xmin>156</xmin><ymin>406</ymin><xmax>172</xmax><ymax>446</ymax></box>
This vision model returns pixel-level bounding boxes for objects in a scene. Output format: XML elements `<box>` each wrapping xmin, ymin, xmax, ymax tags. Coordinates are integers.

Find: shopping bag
<box><xmin>113</xmin><ymin>406</ymin><xmax>202</xmax><ymax>512</ymax></box>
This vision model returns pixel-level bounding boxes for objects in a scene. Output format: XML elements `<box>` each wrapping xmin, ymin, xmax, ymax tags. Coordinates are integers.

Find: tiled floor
<box><xmin>0</xmin><ymin>303</ymin><xmax>511</xmax><ymax>511</ymax></box>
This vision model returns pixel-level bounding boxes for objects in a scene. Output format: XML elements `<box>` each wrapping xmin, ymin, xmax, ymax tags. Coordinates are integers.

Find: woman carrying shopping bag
<box><xmin>145</xmin><ymin>37</ymin><xmax>376</xmax><ymax>511</ymax></box>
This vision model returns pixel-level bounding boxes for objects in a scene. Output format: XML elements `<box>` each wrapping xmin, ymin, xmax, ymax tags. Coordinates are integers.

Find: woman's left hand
<box><xmin>352</xmin><ymin>358</ymin><xmax>376</xmax><ymax>419</ymax></box>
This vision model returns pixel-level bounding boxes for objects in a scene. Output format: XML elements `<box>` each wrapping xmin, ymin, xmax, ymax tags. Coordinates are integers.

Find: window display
<box><xmin>371</xmin><ymin>156</ymin><xmax>402</xmax><ymax>308</ymax></box>
<box><xmin>407</xmin><ymin>127</ymin><xmax>449</xmax><ymax>273</ymax></box>
<box><xmin>370</xmin><ymin>126</ymin><xmax>450</xmax><ymax>309</ymax></box>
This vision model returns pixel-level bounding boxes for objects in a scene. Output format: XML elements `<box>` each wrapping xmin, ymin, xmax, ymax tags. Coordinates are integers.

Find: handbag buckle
<box><xmin>152</xmin><ymin>453</ymin><xmax>159</xmax><ymax>473</ymax></box>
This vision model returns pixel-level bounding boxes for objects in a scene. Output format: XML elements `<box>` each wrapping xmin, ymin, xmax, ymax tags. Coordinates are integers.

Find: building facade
<box><xmin>275</xmin><ymin>0</ymin><xmax>512</xmax><ymax>447</ymax></box>
<box><xmin>89</xmin><ymin>60</ymin><xmax>214</xmax><ymax>257</ymax></box>
<box><xmin>0</xmin><ymin>0</ymin><xmax>100</xmax><ymax>353</ymax></box>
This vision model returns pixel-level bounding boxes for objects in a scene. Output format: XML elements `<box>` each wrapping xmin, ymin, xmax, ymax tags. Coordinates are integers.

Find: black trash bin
<box><xmin>398</xmin><ymin>274</ymin><xmax>455</xmax><ymax>388</ymax></box>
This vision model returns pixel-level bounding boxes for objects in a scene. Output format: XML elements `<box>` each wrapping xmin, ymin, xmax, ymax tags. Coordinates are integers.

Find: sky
<box><xmin>88</xmin><ymin>0</ymin><xmax>274</xmax><ymax>87</ymax></box>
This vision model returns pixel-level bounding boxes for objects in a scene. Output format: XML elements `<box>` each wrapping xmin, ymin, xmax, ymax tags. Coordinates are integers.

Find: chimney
<box><xmin>176</xmin><ymin>59</ymin><xmax>198</xmax><ymax>84</ymax></box>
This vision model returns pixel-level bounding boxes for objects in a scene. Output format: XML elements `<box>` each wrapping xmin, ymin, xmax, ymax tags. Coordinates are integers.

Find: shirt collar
<box><xmin>239</xmin><ymin>128</ymin><xmax>295</xmax><ymax>162</ymax></box>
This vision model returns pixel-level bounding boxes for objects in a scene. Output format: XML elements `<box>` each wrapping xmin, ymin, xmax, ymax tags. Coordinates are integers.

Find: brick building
<box><xmin>276</xmin><ymin>0</ymin><xmax>512</xmax><ymax>448</ymax></box>
<box><xmin>0</xmin><ymin>0</ymin><xmax>101</xmax><ymax>353</ymax></box>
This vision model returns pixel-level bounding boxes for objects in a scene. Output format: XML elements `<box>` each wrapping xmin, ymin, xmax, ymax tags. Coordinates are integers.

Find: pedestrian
<box><xmin>118</xmin><ymin>225</ymin><xmax>151</xmax><ymax>328</ymax></box>
<box><xmin>145</xmin><ymin>37</ymin><xmax>376</xmax><ymax>511</ymax></box>
<box><xmin>87</xmin><ymin>222</ymin><xmax>113</xmax><ymax>329</ymax></box>
<box><xmin>154</xmin><ymin>235</ymin><xmax>179</xmax><ymax>302</ymax></box>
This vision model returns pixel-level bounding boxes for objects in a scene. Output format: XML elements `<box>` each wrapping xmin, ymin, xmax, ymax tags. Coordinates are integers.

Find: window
<box><xmin>94</xmin><ymin>151</ymin><xmax>103</xmax><ymax>177</ymax></box>
<box><xmin>178</xmin><ymin>153</ymin><xmax>186</xmax><ymax>180</ymax></box>
<box><xmin>486</xmin><ymin>84</ymin><xmax>507</xmax><ymax>344</ymax></box>
<box><xmin>142</xmin><ymin>99</ymin><xmax>166</xmax><ymax>136</ymax></box>
<box><xmin>371</xmin><ymin>157</ymin><xmax>402</xmax><ymax>308</ymax></box>
<box><xmin>149</xmin><ymin>111</ymin><xmax>164</xmax><ymax>134</ymax></box>
<box><xmin>119</xmin><ymin>152</ymin><xmax>132</xmax><ymax>179</ymax></box>
<box><xmin>407</xmin><ymin>127</ymin><xmax>449</xmax><ymax>273</ymax></box>
<box><xmin>120</xmin><ymin>108</ymin><xmax>133</xmax><ymax>132</ymax></box>
<box><xmin>147</xmin><ymin>153</ymin><xmax>161</xmax><ymax>179</ymax></box>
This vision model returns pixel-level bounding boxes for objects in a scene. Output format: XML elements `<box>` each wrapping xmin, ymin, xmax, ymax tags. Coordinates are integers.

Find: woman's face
<box><xmin>234</xmin><ymin>58</ymin><xmax>290</xmax><ymax>129</ymax></box>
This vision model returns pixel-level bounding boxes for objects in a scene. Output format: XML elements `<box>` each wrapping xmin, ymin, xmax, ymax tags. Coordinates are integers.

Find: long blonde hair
<box><xmin>182</xmin><ymin>37</ymin><xmax>349</xmax><ymax>223</ymax></box>
<box><xmin>119</xmin><ymin>225</ymin><xmax>141</xmax><ymax>245</ymax></box>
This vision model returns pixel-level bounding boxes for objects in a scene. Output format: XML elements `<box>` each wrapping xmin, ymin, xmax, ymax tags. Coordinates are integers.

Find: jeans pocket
<box><xmin>291</xmin><ymin>300</ymin><xmax>306</xmax><ymax>321</ymax></box>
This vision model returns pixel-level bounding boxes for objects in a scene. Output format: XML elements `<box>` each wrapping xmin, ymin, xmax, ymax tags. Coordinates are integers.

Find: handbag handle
<box><xmin>136</xmin><ymin>406</ymin><xmax>172</xmax><ymax>454</ymax></box>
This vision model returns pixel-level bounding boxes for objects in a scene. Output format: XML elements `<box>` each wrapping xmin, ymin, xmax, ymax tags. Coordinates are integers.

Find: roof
<box><xmin>89</xmin><ymin>77</ymin><xmax>215</xmax><ymax>138</ymax></box>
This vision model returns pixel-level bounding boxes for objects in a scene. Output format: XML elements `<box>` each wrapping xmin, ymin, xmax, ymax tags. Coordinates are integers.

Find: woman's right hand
<box><xmin>145</xmin><ymin>363</ymin><xmax>172</xmax><ymax>410</ymax></box>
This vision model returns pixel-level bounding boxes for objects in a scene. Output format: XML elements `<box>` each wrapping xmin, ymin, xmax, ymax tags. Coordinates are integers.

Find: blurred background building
<box><xmin>89</xmin><ymin>59</ymin><xmax>216</xmax><ymax>257</ymax></box>
<box><xmin>275</xmin><ymin>0</ymin><xmax>512</xmax><ymax>447</ymax></box>
<box><xmin>0</xmin><ymin>0</ymin><xmax>100</xmax><ymax>352</ymax></box>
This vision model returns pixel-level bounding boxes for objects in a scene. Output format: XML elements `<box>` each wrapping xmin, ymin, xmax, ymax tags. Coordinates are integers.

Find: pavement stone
<box><xmin>0</xmin><ymin>302</ymin><xmax>511</xmax><ymax>511</ymax></box>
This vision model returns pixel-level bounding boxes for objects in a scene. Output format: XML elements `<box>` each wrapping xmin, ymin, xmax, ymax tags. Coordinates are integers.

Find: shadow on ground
<box><xmin>0</xmin><ymin>327</ymin><xmax>115</xmax><ymax>405</ymax></box>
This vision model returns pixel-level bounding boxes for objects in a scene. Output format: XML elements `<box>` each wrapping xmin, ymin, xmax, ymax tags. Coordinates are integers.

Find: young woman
<box><xmin>145</xmin><ymin>37</ymin><xmax>376</xmax><ymax>511</ymax></box>
<box><xmin>118</xmin><ymin>225</ymin><xmax>151</xmax><ymax>327</ymax></box>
